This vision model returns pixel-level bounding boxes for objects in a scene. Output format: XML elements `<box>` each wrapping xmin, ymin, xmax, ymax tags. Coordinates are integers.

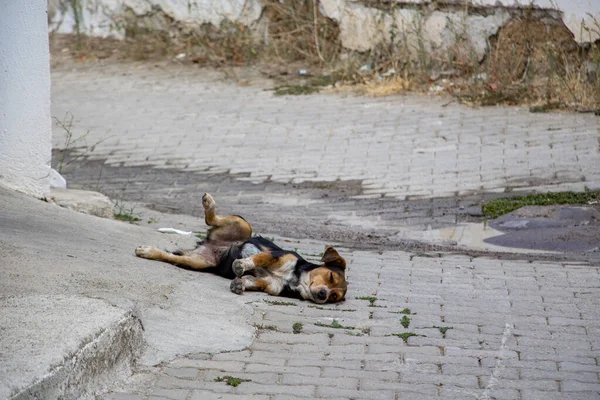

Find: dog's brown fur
<box><xmin>135</xmin><ymin>193</ymin><xmax>348</xmax><ymax>303</ymax></box>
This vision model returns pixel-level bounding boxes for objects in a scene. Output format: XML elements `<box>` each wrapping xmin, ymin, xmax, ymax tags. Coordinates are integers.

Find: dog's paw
<box><xmin>232</xmin><ymin>258</ymin><xmax>253</xmax><ymax>276</ymax></box>
<box><xmin>202</xmin><ymin>193</ymin><xmax>215</xmax><ymax>210</ymax></box>
<box><xmin>135</xmin><ymin>245</ymin><xmax>158</xmax><ymax>259</ymax></box>
<box><xmin>230</xmin><ymin>277</ymin><xmax>245</xmax><ymax>295</ymax></box>
<box><xmin>232</xmin><ymin>259</ymin><xmax>244</xmax><ymax>276</ymax></box>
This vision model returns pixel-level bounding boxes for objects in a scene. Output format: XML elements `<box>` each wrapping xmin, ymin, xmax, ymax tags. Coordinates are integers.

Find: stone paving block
<box><xmin>190</xmin><ymin>392</ymin><xmax>270</xmax><ymax>400</ymax></box>
<box><xmin>235</xmin><ymin>383</ymin><xmax>316</xmax><ymax>397</ymax></box>
<box><xmin>480</xmin><ymin>377</ymin><xmax>559</xmax><ymax>391</ymax></box>
<box><xmin>155</xmin><ymin>375</ymin><xmax>234</xmax><ymax>392</ymax></box>
<box><xmin>273</xmin><ymin>397</ymin><xmax>348</xmax><ymax>400</ymax></box>
<box><xmin>246</xmin><ymin>364</ymin><xmax>321</xmax><ymax>376</ymax></box>
<box><xmin>316</xmin><ymin>386</ymin><xmax>395</xmax><ymax>400</ymax></box>
<box><xmin>478</xmin><ymin>389</ymin><xmax>521</xmax><ymax>400</ymax></box>
<box><xmin>102</xmin><ymin>394</ymin><xmax>145</xmax><ymax>400</ymax></box>
<box><xmin>211</xmin><ymin>351</ymin><xmax>252</xmax><ymax>362</ymax></box>
<box><xmin>520</xmin><ymin>390</ymin><xmax>600</xmax><ymax>400</ymax></box>
<box><xmin>147</xmin><ymin>388</ymin><xmax>191</xmax><ymax>400</ymax></box>
<box><xmin>162</xmin><ymin>368</ymin><xmax>200</xmax><ymax>380</ymax></box>
<box><xmin>168</xmin><ymin>360</ymin><xmax>246</xmax><ymax>372</ymax></box>
<box><xmin>322</xmin><ymin>367</ymin><xmax>398</xmax><ymax>381</ymax></box>
<box><xmin>281</xmin><ymin>374</ymin><xmax>358</xmax><ymax>389</ymax></box>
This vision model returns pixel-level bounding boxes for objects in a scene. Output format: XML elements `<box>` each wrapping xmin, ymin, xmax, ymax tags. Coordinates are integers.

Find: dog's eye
<box><xmin>329</xmin><ymin>272</ymin><xmax>334</xmax><ymax>283</ymax></box>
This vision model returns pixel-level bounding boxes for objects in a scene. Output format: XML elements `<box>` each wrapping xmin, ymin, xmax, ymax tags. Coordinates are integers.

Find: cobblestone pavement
<box><xmin>51</xmin><ymin>63</ymin><xmax>600</xmax><ymax>202</ymax></box>
<box><xmin>101</xmin><ymin>237</ymin><xmax>600</xmax><ymax>400</ymax></box>
<box><xmin>50</xmin><ymin>63</ymin><xmax>600</xmax><ymax>399</ymax></box>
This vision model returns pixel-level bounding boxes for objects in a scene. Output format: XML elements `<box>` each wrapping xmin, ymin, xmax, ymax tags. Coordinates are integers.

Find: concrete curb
<box><xmin>2</xmin><ymin>295</ymin><xmax>145</xmax><ymax>400</ymax></box>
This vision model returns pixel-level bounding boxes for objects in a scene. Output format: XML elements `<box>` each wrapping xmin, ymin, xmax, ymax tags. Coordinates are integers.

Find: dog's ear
<box><xmin>321</xmin><ymin>246</ymin><xmax>346</xmax><ymax>269</ymax></box>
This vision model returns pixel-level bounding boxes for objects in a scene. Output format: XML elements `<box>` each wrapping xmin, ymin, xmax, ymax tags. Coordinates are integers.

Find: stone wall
<box><xmin>48</xmin><ymin>0</ymin><xmax>600</xmax><ymax>61</ymax></box>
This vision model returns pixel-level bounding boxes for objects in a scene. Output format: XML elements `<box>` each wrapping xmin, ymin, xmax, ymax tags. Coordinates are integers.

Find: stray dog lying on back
<box><xmin>135</xmin><ymin>193</ymin><xmax>348</xmax><ymax>303</ymax></box>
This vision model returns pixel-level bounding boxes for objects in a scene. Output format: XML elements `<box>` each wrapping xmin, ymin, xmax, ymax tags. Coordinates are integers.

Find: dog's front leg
<box><xmin>230</xmin><ymin>276</ymin><xmax>279</xmax><ymax>296</ymax></box>
<box><xmin>232</xmin><ymin>252</ymin><xmax>296</xmax><ymax>276</ymax></box>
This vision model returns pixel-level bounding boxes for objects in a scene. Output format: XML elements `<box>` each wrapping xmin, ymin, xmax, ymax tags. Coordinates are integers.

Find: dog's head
<box><xmin>308</xmin><ymin>246</ymin><xmax>348</xmax><ymax>303</ymax></box>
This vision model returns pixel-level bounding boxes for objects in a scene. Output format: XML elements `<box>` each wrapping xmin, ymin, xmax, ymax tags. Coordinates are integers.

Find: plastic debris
<box><xmin>158</xmin><ymin>228</ymin><xmax>192</xmax><ymax>235</ymax></box>
<box><xmin>49</xmin><ymin>168</ymin><xmax>67</xmax><ymax>189</ymax></box>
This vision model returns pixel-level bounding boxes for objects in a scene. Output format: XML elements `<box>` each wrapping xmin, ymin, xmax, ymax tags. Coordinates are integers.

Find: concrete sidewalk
<box><xmin>0</xmin><ymin>187</ymin><xmax>255</xmax><ymax>399</ymax></box>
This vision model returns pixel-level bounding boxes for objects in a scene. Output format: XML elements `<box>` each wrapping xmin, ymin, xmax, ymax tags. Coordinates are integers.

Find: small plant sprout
<box><xmin>292</xmin><ymin>322</ymin><xmax>303</xmax><ymax>334</ymax></box>
<box><xmin>434</xmin><ymin>326</ymin><xmax>454</xmax><ymax>336</ymax></box>
<box><xmin>400</xmin><ymin>316</ymin><xmax>411</xmax><ymax>329</ymax></box>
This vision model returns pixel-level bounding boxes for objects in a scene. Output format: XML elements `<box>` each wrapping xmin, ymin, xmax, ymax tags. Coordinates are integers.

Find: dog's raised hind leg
<box><xmin>202</xmin><ymin>193</ymin><xmax>223</xmax><ymax>227</ymax></box>
<box><xmin>202</xmin><ymin>193</ymin><xmax>252</xmax><ymax>241</ymax></box>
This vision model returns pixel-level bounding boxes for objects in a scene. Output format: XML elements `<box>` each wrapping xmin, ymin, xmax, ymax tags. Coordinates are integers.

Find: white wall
<box><xmin>0</xmin><ymin>1</ymin><xmax>52</xmax><ymax>198</ymax></box>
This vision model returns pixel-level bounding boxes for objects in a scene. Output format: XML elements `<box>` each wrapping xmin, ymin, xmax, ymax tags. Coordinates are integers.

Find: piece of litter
<box><xmin>158</xmin><ymin>228</ymin><xmax>192</xmax><ymax>235</ymax></box>
<box><xmin>49</xmin><ymin>168</ymin><xmax>67</xmax><ymax>189</ymax></box>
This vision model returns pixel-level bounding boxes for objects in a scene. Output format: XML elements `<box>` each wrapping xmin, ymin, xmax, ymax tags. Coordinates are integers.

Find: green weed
<box><xmin>315</xmin><ymin>319</ymin><xmax>355</xmax><ymax>329</ymax></box>
<box><xmin>292</xmin><ymin>322</ymin><xmax>303</xmax><ymax>334</ymax></box>
<box><xmin>434</xmin><ymin>326</ymin><xmax>453</xmax><ymax>335</ymax></box>
<box><xmin>387</xmin><ymin>332</ymin><xmax>421</xmax><ymax>343</ymax></box>
<box><xmin>482</xmin><ymin>189</ymin><xmax>600</xmax><ymax>219</ymax></box>
<box><xmin>214</xmin><ymin>375</ymin><xmax>251</xmax><ymax>387</ymax></box>
<box><xmin>400</xmin><ymin>316</ymin><xmax>411</xmax><ymax>329</ymax></box>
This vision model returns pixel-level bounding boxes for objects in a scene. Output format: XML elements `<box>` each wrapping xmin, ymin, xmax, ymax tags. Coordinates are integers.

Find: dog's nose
<box><xmin>317</xmin><ymin>289</ymin><xmax>327</xmax><ymax>300</ymax></box>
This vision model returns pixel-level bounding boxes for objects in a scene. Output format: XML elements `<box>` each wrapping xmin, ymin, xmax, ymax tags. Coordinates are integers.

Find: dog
<box><xmin>135</xmin><ymin>193</ymin><xmax>348</xmax><ymax>303</ymax></box>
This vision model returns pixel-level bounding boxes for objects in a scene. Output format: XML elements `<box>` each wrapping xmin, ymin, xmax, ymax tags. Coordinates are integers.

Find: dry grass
<box><xmin>262</xmin><ymin>0</ymin><xmax>341</xmax><ymax>65</ymax></box>
<box><xmin>343</xmin><ymin>76</ymin><xmax>415</xmax><ymax>97</ymax></box>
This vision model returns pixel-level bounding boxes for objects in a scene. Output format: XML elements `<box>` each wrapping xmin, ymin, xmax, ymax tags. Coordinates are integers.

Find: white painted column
<box><xmin>0</xmin><ymin>0</ymin><xmax>52</xmax><ymax>198</ymax></box>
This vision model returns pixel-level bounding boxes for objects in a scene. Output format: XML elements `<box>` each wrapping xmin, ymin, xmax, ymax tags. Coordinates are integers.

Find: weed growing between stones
<box><xmin>214</xmin><ymin>376</ymin><xmax>251</xmax><ymax>387</ymax></box>
<box><xmin>400</xmin><ymin>316</ymin><xmax>411</xmax><ymax>329</ymax></box>
<box><xmin>356</xmin><ymin>296</ymin><xmax>377</xmax><ymax>306</ymax></box>
<box><xmin>390</xmin><ymin>308</ymin><xmax>416</xmax><ymax>315</ymax></box>
<box><xmin>292</xmin><ymin>322</ymin><xmax>304</xmax><ymax>334</ymax></box>
<box><xmin>434</xmin><ymin>326</ymin><xmax>454</xmax><ymax>337</ymax></box>
<box><xmin>315</xmin><ymin>319</ymin><xmax>355</xmax><ymax>329</ymax></box>
<box><xmin>387</xmin><ymin>332</ymin><xmax>422</xmax><ymax>343</ymax></box>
